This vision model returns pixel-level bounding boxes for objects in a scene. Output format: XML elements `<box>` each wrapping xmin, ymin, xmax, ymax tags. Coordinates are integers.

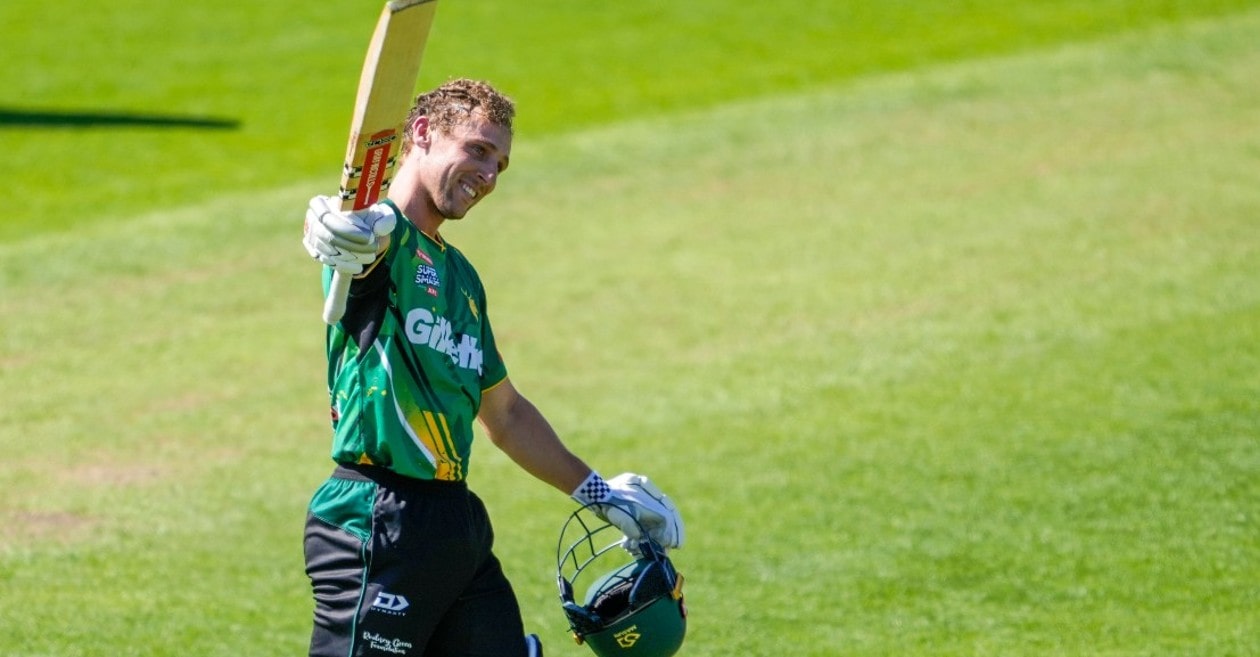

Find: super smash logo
<box><xmin>414</xmin><ymin>264</ymin><xmax>440</xmax><ymax>288</ymax></box>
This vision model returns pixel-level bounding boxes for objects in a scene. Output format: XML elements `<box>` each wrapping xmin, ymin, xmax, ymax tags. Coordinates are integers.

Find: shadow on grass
<box><xmin>0</xmin><ymin>107</ymin><xmax>240</xmax><ymax>130</ymax></box>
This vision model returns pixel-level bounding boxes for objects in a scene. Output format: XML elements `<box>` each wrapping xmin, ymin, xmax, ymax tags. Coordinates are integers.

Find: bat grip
<box><xmin>323</xmin><ymin>271</ymin><xmax>352</xmax><ymax>325</ymax></box>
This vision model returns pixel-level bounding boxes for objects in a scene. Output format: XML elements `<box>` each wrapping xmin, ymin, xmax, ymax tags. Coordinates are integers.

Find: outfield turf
<box><xmin>3</xmin><ymin>0</ymin><xmax>1260</xmax><ymax>240</ymax></box>
<box><xmin>2</xmin><ymin>2</ymin><xmax>1259</xmax><ymax>656</ymax></box>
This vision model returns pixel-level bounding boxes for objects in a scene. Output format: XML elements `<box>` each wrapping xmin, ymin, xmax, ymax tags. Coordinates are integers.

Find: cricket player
<box><xmin>300</xmin><ymin>78</ymin><xmax>684</xmax><ymax>657</ymax></box>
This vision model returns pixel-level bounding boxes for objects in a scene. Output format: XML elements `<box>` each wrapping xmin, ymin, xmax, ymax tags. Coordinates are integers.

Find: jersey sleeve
<box><xmin>476</xmin><ymin>290</ymin><xmax>508</xmax><ymax>391</ymax></box>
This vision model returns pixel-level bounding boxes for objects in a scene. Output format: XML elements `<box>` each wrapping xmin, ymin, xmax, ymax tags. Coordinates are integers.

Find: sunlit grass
<box><xmin>1</xmin><ymin>6</ymin><xmax>1258</xmax><ymax>657</ymax></box>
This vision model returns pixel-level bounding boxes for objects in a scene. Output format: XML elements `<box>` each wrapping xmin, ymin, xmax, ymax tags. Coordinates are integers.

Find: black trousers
<box><xmin>304</xmin><ymin>464</ymin><xmax>528</xmax><ymax>657</ymax></box>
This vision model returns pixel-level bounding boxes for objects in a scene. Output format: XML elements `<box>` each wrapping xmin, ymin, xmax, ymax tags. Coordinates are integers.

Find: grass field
<box><xmin>3</xmin><ymin>0</ymin><xmax>1259</xmax><ymax>240</ymax></box>
<box><xmin>2</xmin><ymin>1</ymin><xmax>1259</xmax><ymax>656</ymax></box>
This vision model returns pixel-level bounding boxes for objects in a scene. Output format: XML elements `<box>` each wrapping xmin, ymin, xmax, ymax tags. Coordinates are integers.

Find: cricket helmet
<box><xmin>557</xmin><ymin>504</ymin><xmax>687</xmax><ymax>657</ymax></box>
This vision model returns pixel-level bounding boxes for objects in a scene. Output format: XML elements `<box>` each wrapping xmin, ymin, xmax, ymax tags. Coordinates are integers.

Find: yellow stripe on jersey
<box><xmin>374</xmin><ymin>340</ymin><xmax>465</xmax><ymax>481</ymax></box>
<box><xmin>419</xmin><ymin>410</ymin><xmax>464</xmax><ymax>481</ymax></box>
<box><xmin>434</xmin><ymin>412</ymin><xmax>464</xmax><ymax>480</ymax></box>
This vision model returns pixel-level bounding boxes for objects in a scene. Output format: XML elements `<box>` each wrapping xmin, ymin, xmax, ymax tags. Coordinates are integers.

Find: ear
<box><xmin>409</xmin><ymin>116</ymin><xmax>432</xmax><ymax>150</ymax></box>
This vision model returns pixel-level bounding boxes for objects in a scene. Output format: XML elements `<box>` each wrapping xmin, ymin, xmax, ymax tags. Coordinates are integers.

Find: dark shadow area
<box><xmin>0</xmin><ymin>108</ymin><xmax>240</xmax><ymax>130</ymax></box>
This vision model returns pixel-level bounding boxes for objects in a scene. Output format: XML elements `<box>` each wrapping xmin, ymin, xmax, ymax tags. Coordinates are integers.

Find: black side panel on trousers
<box><xmin>305</xmin><ymin>513</ymin><xmax>369</xmax><ymax>657</ymax></box>
<box><xmin>304</xmin><ymin>467</ymin><xmax>530</xmax><ymax>657</ymax></box>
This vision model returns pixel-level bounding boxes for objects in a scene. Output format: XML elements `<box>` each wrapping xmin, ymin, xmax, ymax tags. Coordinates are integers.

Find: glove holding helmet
<box><xmin>557</xmin><ymin>498</ymin><xmax>687</xmax><ymax>657</ymax></box>
<box><xmin>571</xmin><ymin>472</ymin><xmax>684</xmax><ymax>553</ymax></box>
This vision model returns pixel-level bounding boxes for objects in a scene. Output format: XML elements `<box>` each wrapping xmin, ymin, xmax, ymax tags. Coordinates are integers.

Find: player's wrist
<box><xmin>570</xmin><ymin>470</ymin><xmax>611</xmax><ymax>505</ymax></box>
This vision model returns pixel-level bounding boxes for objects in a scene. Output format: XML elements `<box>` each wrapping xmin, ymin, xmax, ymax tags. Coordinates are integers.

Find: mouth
<box><xmin>460</xmin><ymin>181</ymin><xmax>479</xmax><ymax>200</ymax></box>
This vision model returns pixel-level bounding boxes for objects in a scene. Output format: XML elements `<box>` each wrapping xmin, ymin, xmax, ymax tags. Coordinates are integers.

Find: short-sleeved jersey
<box><xmin>321</xmin><ymin>200</ymin><xmax>507</xmax><ymax>481</ymax></box>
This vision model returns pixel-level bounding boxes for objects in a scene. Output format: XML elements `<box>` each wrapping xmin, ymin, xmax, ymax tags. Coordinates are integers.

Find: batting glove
<box><xmin>572</xmin><ymin>471</ymin><xmax>685</xmax><ymax>553</ymax></box>
<box><xmin>303</xmin><ymin>195</ymin><xmax>396</xmax><ymax>274</ymax></box>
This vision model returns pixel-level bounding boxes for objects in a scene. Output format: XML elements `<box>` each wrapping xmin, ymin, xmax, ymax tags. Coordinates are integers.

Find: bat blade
<box><xmin>338</xmin><ymin>0</ymin><xmax>438</xmax><ymax>212</ymax></box>
<box><xmin>324</xmin><ymin>0</ymin><xmax>438</xmax><ymax>325</ymax></box>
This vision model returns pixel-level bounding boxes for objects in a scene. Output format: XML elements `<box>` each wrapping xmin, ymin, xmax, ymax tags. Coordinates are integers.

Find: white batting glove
<box><xmin>303</xmin><ymin>195</ymin><xmax>396</xmax><ymax>274</ymax></box>
<box><xmin>572</xmin><ymin>472</ymin><xmax>684</xmax><ymax>554</ymax></box>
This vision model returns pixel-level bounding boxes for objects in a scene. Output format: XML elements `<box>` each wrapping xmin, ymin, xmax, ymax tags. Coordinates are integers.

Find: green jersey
<box><xmin>321</xmin><ymin>200</ymin><xmax>507</xmax><ymax>481</ymax></box>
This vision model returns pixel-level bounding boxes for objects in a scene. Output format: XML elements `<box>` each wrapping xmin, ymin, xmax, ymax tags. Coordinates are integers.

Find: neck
<box><xmin>387</xmin><ymin>181</ymin><xmax>443</xmax><ymax>238</ymax></box>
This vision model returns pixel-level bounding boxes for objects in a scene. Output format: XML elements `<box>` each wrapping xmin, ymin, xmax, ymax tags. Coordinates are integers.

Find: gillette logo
<box><xmin>404</xmin><ymin>307</ymin><xmax>484</xmax><ymax>375</ymax></box>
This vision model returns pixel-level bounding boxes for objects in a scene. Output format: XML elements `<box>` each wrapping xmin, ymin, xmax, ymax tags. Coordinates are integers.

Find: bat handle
<box><xmin>323</xmin><ymin>271</ymin><xmax>352</xmax><ymax>325</ymax></box>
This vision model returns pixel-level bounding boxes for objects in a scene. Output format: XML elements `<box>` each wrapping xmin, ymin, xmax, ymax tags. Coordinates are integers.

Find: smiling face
<box><xmin>388</xmin><ymin>79</ymin><xmax>517</xmax><ymax>234</ymax></box>
<box><xmin>421</xmin><ymin>112</ymin><xmax>512</xmax><ymax>220</ymax></box>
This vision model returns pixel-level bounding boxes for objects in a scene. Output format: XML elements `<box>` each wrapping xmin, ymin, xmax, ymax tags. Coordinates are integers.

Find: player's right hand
<box><xmin>303</xmin><ymin>195</ymin><xmax>396</xmax><ymax>274</ymax></box>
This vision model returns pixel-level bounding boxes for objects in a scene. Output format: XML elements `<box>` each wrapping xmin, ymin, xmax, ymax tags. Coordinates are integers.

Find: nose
<box><xmin>479</xmin><ymin>165</ymin><xmax>499</xmax><ymax>190</ymax></box>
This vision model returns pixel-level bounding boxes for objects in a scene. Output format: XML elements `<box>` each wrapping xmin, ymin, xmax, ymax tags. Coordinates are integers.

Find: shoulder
<box><xmin>443</xmin><ymin>239</ymin><xmax>472</xmax><ymax>265</ymax></box>
<box><xmin>443</xmin><ymin>242</ymin><xmax>486</xmax><ymax>287</ymax></box>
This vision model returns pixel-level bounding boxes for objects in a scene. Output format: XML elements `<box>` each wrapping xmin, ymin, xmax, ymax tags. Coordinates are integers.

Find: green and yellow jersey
<box><xmin>320</xmin><ymin>200</ymin><xmax>507</xmax><ymax>481</ymax></box>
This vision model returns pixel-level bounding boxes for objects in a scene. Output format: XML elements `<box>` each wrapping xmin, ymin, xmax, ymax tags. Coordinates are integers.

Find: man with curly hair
<box><xmin>300</xmin><ymin>78</ymin><xmax>685</xmax><ymax>657</ymax></box>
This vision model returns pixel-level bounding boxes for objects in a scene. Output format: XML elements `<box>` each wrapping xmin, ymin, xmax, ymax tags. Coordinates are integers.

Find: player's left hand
<box><xmin>303</xmin><ymin>195</ymin><xmax>396</xmax><ymax>274</ymax></box>
<box><xmin>606</xmin><ymin>473</ymin><xmax>685</xmax><ymax>551</ymax></box>
<box><xmin>573</xmin><ymin>472</ymin><xmax>684</xmax><ymax>553</ymax></box>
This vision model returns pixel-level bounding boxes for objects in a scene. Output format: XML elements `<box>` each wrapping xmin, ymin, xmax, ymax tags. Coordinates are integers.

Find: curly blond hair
<box><xmin>402</xmin><ymin>78</ymin><xmax>515</xmax><ymax>154</ymax></box>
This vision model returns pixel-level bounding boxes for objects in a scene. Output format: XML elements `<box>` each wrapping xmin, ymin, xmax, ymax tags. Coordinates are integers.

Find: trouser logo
<box><xmin>363</xmin><ymin>631</ymin><xmax>413</xmax><ymax>655</ymax></box>
<box><xmin>372</xmin><ymin>592</ymin><xmax>410</xmax><ymax>614</ymax></box>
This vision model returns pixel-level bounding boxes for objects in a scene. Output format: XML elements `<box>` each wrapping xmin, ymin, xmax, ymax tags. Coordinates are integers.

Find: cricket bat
<box><xmin>323</xmin><ymin>0</ymin><xmax>438</xmax><ymax>325</ymax></box>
